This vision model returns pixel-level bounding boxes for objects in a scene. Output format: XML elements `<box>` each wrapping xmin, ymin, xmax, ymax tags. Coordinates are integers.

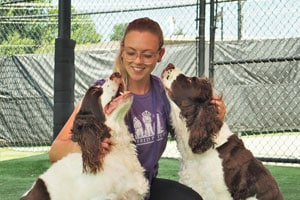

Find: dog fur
<box><xmin>21</xmin><ymin>72</ymin><xmax>148</xmax><ymax>200</ymax></box>
<box><xmin>161</xmin><ymin>63</ymin><xmax>283</xmax><ymax>200</ymax></box>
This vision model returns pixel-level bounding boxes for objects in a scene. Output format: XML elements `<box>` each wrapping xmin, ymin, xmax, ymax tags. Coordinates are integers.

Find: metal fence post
<box><xmin>53</xmin><ymin>0</ymin><xmax>76</xmax><ymax>140</ymax></box>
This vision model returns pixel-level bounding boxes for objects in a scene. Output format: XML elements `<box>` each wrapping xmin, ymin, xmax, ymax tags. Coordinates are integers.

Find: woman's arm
<box><xmin>211</xmin><ymin>94</ymin><xmax>226</xmax><ymax>122</ymax></box>
<box><xmin>48</xmin><ymin>102</ymin><xmax>82</xmax><ymax>162</ymax></box>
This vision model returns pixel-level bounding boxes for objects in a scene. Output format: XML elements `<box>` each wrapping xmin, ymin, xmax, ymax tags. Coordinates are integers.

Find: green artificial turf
<box><xmin>0</xmin><ymin>152</ymin><xmax>299</xmax><ymax>200</ymax></box>
<box><xmin>158</xmin><ymin>158</ymin><xmax>300</xmax><ymax>200</ymax></box>
<box><xmin>0</xmin><ymin>153</ymin><xmax>51</xmax><ymax>200</ymax></box>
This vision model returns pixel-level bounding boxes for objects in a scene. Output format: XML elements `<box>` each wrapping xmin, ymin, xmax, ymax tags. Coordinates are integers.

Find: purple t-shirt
<box><xmin>125</xmin><ymin>75</ymin><xmax>170</xmax><ymax>183</ymax></box>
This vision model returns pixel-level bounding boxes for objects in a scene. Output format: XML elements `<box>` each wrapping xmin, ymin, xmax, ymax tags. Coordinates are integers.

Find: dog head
<box><xmin>100</xmin><ymin>72</ymin><xmax>132</xmax><ymax>127</ymax></box>
<box><xmin>161</xmin><ymin>63</ymin><xmax>223</xmax><ymax>153</ymax></box>
<box><xmin>71</xmin><ymin>72</ymin><xmax>132</xmax><ymax>174</ymax></box>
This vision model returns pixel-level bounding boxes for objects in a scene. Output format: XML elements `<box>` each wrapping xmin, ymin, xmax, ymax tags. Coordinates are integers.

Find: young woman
<box><xmin>49</xmin><ymin>17</ymin><xmax>226</xmax><ymax>200</ymax></box>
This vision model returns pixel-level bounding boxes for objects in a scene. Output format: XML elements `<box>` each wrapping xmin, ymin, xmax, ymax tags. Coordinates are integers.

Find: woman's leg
<box><xmin>149</xmin><ymin>178</ymin><xmax>203</xmax><ymax>200</ymax></box>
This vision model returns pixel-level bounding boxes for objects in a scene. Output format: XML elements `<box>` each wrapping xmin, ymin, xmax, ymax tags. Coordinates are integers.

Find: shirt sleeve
<box><xmin>93</xmin><ymin>79</ymin><xmax>106</xmax><ymax>86</ymax></box>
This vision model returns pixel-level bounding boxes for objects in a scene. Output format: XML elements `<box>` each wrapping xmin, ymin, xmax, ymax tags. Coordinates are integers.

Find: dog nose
<box><xmin>166</xmin><ymin>63</ymin><xmax>175</xmax><ymax>70</ymax></box>
<box><xmin>161</xmin><ymin>63</ymin><xmax>175</xmax><ymax>78</ymax></box>
<box><xmin>110</xmin><ymin>72</ymin><xmax>122</xmax><ymax>79</ymax></box>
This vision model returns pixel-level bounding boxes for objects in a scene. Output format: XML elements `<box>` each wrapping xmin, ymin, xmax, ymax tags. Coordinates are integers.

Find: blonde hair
<box><xmin>113</xmin><ymin>17</ymin><xmax>164</xmax><ymax>89</ymax></box>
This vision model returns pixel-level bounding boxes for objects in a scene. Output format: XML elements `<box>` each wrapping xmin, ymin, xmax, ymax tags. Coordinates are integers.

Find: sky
<box><xmin>53</xmin><ymin>0</ymin><xmax>300</xmax><ymax>41</ymax></box>
<box><xmin>219</xmin><ymin>0</ymin><xmax>300</xmax><ymax>39</ymax></box>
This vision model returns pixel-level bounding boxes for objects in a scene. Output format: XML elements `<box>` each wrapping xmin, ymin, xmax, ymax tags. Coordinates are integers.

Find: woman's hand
<box><xmin>99</xmin><ymin>138</ymin><xmax>113</xmax><ymax>159</ymax></box>
<box><xmin>211</xmin><ymin>94</ymin><xmax>226</xmax><ymax>122</ymax></box>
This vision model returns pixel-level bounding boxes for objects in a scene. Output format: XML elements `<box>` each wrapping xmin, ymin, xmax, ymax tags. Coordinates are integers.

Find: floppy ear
<box><xmin>72</xmin><ymin>114</ymin><xmax>110</xmax><ymax>174</ymax></box>
<box><xmin>71</xmin><ymin>86</ymin><xmax>111</xmax><ymax>174</ymax></box>
<box><xmin>188</xmin><ymin>102</ymin><xmax>223</xmax><ymax>153</ymax></box>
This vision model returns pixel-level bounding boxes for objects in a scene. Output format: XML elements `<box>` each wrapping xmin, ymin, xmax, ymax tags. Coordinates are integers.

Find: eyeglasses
<box><xmin>122</xmin><ymin>47</ymin><xmax>160</xmax><ymax>65</ymax></box>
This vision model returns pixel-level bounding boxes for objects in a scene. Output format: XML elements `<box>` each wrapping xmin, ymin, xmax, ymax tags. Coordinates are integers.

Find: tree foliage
<box><xmin>0</xmin><ymin>1</ymin><xmax>102</xmax><ymax>55</ymax></box>
<box><xmin>110</xmin><ymin>23</ymin><xmax>128</xmax><ymax>41</ymax></box>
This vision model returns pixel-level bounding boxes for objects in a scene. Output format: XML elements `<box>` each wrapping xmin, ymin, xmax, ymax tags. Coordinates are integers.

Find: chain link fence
<box><xmin>0</xmin><ymin>0</ymin><xmax>299</xmax><ymax>165</ymax></box>
<box><xmin>211</xmin><ymin>0</ymin><xmax>300</xmax><ymax>164</ymax></box>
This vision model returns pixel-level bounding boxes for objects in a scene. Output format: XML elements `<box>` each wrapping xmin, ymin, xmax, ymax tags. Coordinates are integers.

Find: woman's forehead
<box><xmin>124</xmin><ymin>31</ymin><xmax>160</xmax><ymax>51</ymax></box>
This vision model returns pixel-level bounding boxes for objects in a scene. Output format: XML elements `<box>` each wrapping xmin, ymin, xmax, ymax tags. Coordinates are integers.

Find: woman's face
<box><xmin>122</xmin><ymin>30</ymin><xmax>164</xmax><ymax>83</ymax></box>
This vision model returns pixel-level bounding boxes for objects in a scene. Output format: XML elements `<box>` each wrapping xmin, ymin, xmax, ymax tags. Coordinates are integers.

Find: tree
<box><xmin>0</xmin><ymin>32</ymin><xmax>35</xmax><ymax>55</ymax></box>
<box><xmin>0</xmin><ymin>1</ymin><xmax>102</xmax><ymax>55</ymax></box>
<box><xmin>110</xmin><ymin>23</ymin><xmax>128</xmax><ymax>41</ymax></box>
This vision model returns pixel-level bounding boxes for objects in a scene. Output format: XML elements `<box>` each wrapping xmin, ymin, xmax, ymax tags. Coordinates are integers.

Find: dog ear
<box><xmin>71</xmin><ymin>86</ymin><xmax>111</xmax><ymax>174</ymax></box>
<box><xmin>188</xmin><ymin>103</ymin><xmax>223</xmax><ymax>153</ymax></box>
<box><xmin>72</xmin><ymin>116</ymin><xmax>110</xmax><ymax>174</ymax></box>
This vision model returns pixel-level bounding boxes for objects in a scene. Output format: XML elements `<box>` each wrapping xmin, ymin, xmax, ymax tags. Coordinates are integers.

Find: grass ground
<box><xmin>0</xmin><ymin>149</ymin><xmax>299</xmax><ymax>200</ymax></box>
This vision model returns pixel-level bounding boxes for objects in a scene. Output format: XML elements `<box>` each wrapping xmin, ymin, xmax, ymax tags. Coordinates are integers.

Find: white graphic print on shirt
<box><xmin>142</xmin><ymin>111</ymin><xmax>154</xmax><ymax>137</ymax></box>
<box><xmin>134</xmin><ymin>110</ymin><xmax>165</xmax><ymax>145</ymax></box>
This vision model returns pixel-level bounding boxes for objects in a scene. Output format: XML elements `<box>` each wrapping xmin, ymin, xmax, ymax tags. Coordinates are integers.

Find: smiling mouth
<box><xmin>132</xmin><ymin>66</ymin><xmax>145</xmax><ymax>72</ymax></box>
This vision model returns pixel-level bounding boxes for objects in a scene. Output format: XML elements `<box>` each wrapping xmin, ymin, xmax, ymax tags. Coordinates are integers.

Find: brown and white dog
<box><xmin>161</xmin><ymin>63</ymin><xmax>283</xmax><ymax>200</ymax></box>
<box><xmin>21</xmin><ymin>72</ymin><xmax>148</xmax><ymax>200</ymax></box>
